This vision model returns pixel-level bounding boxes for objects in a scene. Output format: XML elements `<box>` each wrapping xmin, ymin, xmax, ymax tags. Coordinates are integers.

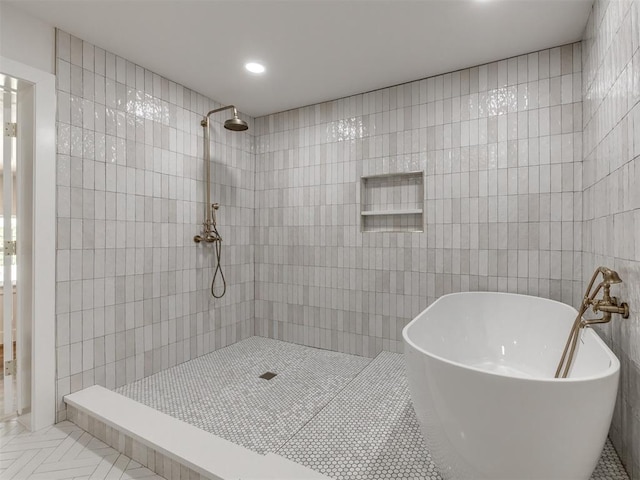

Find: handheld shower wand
<box><xmin>194</xmin><ymin>105</ymin><xmax>248</xmax><ymax>298</ymax></box>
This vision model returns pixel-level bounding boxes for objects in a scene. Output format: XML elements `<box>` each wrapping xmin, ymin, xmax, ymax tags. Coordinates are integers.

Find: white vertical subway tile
<box><xmin>583</xmin><ymin>0</ymin><xmax>640</xmax><ymax>475</ymax></box>
<box><xmin>54</xmin><ymin>32</ymin><xmax>255</xmax><ymax>416</ymax></box>
<box><xmin>254</xmin><ymin>43</ymin><xmax>584</xmax><ymax>364</ymax></box>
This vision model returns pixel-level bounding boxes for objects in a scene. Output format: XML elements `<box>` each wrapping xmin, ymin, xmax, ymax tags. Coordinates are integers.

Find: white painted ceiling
<box><xmin>12</xmin><ymin>0</ymin><xmax>593</xmax><ymax>117</ymax></box>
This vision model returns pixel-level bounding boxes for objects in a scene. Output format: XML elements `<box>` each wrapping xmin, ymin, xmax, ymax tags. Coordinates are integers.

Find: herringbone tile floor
<box><xmin>0</xmin><ymin>419</ymin><xmax>165</xmax><ymax>480</ymax></box>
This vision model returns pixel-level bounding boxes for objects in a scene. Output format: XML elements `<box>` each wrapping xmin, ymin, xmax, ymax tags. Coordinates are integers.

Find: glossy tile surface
<box><xmin>54</xmin><ymin>30</ymin><xmax>255</xmax><ymax>423</ymax></box>
<box><xmin>254</xmin><ymin>43</ymin><xmax>585</xmax><ymax>358</ymax></box>
<box><xmin>582</xmin><ymin>0</ymin><xmax>640</xmax><ymax>476</ymax></box>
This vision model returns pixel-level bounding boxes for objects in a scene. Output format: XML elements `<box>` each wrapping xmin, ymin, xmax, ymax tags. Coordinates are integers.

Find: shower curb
<box><xmin>65</xmin><ymin>385</ymin><xmax>329</xmax><ymax>480</ymax></box>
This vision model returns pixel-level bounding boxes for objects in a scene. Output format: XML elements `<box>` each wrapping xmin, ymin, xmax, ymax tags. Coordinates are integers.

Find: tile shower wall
<box><xmin>54</xmin><ymin>30</ymin><xmax>255</xmax><ymax>421</ymax></box>
<box><xmin>254</xmin><ymin>45</ymin><xmax>584</xmax><ymax>356</ymax></box>
<box><xmin>582</xmin><ymin>0</ymin><xmax>640</xmax><ymax>476</ymax></box>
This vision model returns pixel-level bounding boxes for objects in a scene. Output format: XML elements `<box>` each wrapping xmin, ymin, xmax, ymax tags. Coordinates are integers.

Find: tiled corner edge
<box><xmin>67</xmin><ymin>405</ymin><xmax>207</xmax><ymax>480</ymax></box>
<box><xmin>57</xmin><ymin>407</ymin><xmax>68</xmax><ymax>423</ymax></box>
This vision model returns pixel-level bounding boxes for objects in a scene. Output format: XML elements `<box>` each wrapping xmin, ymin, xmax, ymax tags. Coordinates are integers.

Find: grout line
<box><xmin>272</xmin><ymin>350</ymin><xmax>385</xmax><ymax>455</ymax></box>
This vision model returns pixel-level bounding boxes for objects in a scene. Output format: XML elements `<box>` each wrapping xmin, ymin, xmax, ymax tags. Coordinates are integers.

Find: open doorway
<box><xmin>0</xmin><ymin>56</ymin><xmax>55</xmax><ymax>431</ymax></box>
<box><xmin>0</xmin><ymin>73</ymin><xmax>31</xmax><ymax>421</ymax></box>
<box><xmin>0</xmin><ymin>55</ymin><xmax>55</xmax><ymax>431</ymax></box>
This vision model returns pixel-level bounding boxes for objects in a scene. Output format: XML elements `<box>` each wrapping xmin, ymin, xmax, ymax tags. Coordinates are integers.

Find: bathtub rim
<box><xmin>402</xmin><ymin>291</ymin><xmax>620</xmax><ymax>383</ymax></box>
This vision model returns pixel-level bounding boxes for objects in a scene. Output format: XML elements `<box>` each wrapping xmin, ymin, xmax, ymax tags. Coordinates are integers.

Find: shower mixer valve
<box><xmin>555</xmin><ymin>266</ymin><xmax>630</xmax><ymax>378</ymax></box>
<box><xmin>194</xmin><ymin>204</ymin><xmax>222</xmax><ymax>243</ymax></box>
<box><xmin>581</xmin><ymin>268</ymin><xmax>630</xmax><ymax>326</ymax></box>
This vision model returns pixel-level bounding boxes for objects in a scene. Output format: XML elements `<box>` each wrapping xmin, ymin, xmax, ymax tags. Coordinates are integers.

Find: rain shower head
<box><xmin>224</xmin><ymin>113</ymin><xmax>248</xmax><ymax>131</ymax></box>
<box><xmin>202</xmin><ymin>105</ymin><xmax>249</xmax><ymax>132</ymax></box>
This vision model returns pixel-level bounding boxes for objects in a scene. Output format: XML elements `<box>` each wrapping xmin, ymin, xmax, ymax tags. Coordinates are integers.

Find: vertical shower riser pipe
<box><xmin>201</xmin><ymin>116</ymin><xmax>212</xmax><ymax>230</ymax></box>
<box><xmin>199</xmin><ymin>104</ymin><xmax>239</xmax><ymax>234</ymax></box>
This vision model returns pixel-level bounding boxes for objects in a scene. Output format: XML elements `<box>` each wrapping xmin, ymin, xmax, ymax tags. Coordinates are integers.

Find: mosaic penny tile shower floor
<box><xmin>115</xmin><ymin>336</ymin><xmax>629</xmax><ymax>480</ymax></box>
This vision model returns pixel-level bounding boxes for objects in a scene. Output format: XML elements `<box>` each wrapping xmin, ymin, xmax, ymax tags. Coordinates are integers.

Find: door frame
<box><xmin>0</xmin><ymin>55</ymin><xmax>55</xmax><ymax>430</ymax></box>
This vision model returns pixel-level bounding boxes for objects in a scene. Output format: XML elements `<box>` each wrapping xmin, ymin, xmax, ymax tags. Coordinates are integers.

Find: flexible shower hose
<box><xmin>210</xmin><ymin>222</ymin><xmax>226</xmax><ymax>299</ymax></box>
<box><xmin>554</xmin><ymin>304</ymin><xmax>587</xmax><ymax>378</ymax></box>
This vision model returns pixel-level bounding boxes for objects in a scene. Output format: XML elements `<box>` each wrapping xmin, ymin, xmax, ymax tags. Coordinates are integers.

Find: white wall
<box><xmin>0</xmin><ymin>3</ymin><xmax>55</xmax><ymax>74</ymax></box>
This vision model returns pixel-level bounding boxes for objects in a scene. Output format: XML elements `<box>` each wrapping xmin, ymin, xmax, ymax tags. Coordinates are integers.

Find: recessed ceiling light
<box><xmin>245</xmin><ymin>62</ymin><xmax>265</xmax><ymax>74</ymax></box>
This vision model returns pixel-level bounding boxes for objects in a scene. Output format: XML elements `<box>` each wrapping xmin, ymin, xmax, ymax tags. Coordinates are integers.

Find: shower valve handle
<box><xmin>591</xmin><ymin>297</ymin><xmax>630</xmax><ymax>318</ymax></box>
<box><xmin>194</xmin><ymin>232</ymin><xmax>221</xmax><ymax>243</ymax></box>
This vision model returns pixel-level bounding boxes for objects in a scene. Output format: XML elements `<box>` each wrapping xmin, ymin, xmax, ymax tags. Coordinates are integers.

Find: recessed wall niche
<box><xmin>360</xmin><ymin>172</ymin><xmax>424</xmax><ymax>232</ymax></box>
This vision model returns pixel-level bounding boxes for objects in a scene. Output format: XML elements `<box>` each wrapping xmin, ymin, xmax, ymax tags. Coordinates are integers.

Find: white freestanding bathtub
<box><xmin>403</xmin><ymin>292</ymin><xmax>619</xmax><ymax>480</ymax></box>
